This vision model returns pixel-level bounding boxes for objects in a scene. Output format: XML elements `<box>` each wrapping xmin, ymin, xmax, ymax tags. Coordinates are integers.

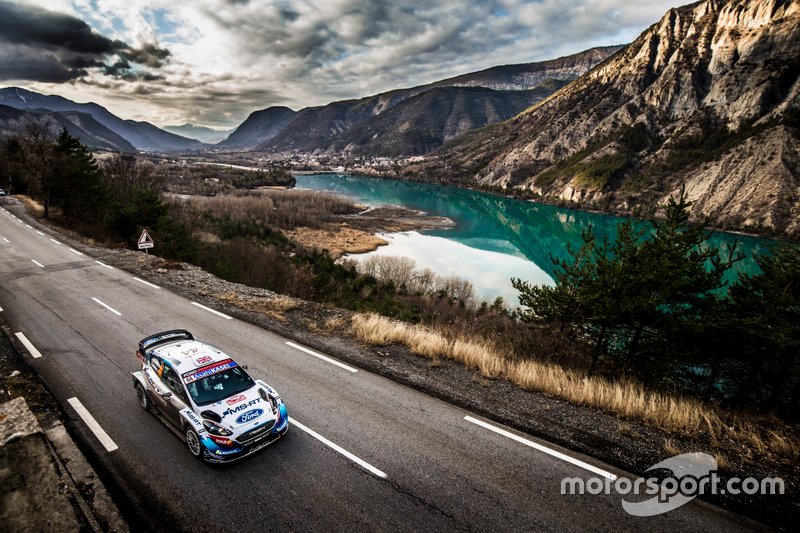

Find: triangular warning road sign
<box><xmin>138</xmin><ymin>229</ymin><xmax>154</xmax><ymax>249</ymax></box>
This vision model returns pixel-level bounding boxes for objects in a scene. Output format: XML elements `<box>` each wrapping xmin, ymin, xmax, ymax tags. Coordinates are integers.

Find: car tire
<box><xmin>185</xmin><ymin>428</ymin><xmax>205</xmax><ymax>459</ymax></box>
<box><xmin>135</xmin><ymin>384</ymin><xmax>150</xmax><ymax>411</ymax></box>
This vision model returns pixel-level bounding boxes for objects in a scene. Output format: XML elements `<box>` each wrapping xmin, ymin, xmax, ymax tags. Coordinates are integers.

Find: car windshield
<box><xmin>185</xmin><ymin>366</ymin><xmax>255</xmax><ymax>406</ymax></box>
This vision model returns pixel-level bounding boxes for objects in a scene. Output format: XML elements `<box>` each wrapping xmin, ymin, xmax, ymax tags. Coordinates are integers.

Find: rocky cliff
<box><xmin>430</xmin><ymin>0</ymin><xmax>800</xmax><ymax>238</ymax></box>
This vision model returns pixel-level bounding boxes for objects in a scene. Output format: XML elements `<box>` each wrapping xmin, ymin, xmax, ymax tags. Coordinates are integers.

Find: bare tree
<box><xmin>101</xmin><ymin>154</ymin><xmax>163</xmax><ymax>200</ymax></box>
<box><xmin>8</xmin><ymin>122</ymin><xmax>58</xmax><ymax>217</ymax></box>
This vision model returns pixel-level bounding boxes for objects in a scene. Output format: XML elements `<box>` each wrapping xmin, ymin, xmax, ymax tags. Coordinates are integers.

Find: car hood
<box><xmin>201</xmin><ymin>386</ymin><xmax>276</xmax><ymax>429</ymax></box>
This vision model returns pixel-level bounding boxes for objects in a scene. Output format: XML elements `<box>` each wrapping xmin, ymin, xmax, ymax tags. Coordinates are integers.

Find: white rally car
<box><xmin>132</xmin><ymin>329</ymin><xmax>288</xmax><ymax>463</ymax></box>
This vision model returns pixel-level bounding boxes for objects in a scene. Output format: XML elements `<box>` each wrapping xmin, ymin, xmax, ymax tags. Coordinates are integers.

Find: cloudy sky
<box><xmin>1</xmin><ymin>0</ymin><xmax>688</xmax><ymax>129</ymax></box>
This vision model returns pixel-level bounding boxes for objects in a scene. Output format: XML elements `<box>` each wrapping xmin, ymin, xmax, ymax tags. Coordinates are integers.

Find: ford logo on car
<box><xmin>236</xmin><ymin>409</ymin><xmax>263</xmax><ymax>424</ymax></box>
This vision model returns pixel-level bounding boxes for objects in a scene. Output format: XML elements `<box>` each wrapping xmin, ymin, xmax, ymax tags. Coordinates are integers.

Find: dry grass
<box><xmin>618</xmin><ymin>422</ymin><xmax>642</xmax><ymax>440</ymax></box>
<box><xmin>16</xmin><ymin>194</ymin><xmax>45</xmax><ymax>217</ymax></box>
<box><xmin>188</xmin><ymin>190</ymin><xmax>357</xmax><ymax>231</ymax></box>
<box><xmin>351</xmin><ymin>312</ymin><xmax>800</xmax><ymax>464</ymax></box>
<box><xmin>214</xmin><ymin>292</ymin><xmax>298</xmax><ymax>321</ymax></box>
<box><xmin>285</xmin><ymin>226</ymin><xmax>388</xmax><ymax>259</ymax></box>
<box><xmin>664</xmin><ymin>439</ymin><xmax>682</xmax><ymax>456</ymax></box>
<box><xmin>351</xmin><ymin>313</ymin><xmax>506</xmax><ymax>377</ymax></box>
<box><xmin>324</xmin><ymin>315</ymin><xmax>347</xmax><ymax>332</ymax></box>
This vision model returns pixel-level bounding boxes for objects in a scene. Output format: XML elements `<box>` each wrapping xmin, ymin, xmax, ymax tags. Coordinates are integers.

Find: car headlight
<box><xmin>202</xmin><ymin>420</ymin><xmax>232</xmax><ymax>436</ymax></box>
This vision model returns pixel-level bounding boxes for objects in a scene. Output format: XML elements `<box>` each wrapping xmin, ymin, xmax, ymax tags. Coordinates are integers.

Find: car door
<box><xmin>159</xmin><ymin>364</ymin><xmax>191</xmax><ymax>429</ymax></box>
<box><xmin>147</xmin><ymin>356</ymin><xmax>184</xmax><ymax>426</ymax></box>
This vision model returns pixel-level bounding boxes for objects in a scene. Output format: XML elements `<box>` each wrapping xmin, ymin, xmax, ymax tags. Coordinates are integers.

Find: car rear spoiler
<box><xmin>137</xmin><ymin>329</ymin><xmax>194</xmax><ymax>359</ymax></box>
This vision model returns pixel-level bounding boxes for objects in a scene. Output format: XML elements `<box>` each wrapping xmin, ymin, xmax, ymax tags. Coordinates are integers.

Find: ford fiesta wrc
<box><xmin>132</xmin><ymin>329</ymin><xmax>288</xmax><ymax>463</ymax></box>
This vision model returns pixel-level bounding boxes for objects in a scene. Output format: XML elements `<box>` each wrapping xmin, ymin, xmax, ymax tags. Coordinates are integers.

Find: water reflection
<box><xmin>362</xmin><ymin>232</ymin><xmax>552</xmax><ymax>303</ymax></box>
<box><xmin>296</xmin><ymin>174</ymin><xmax>773</xmax><ymax>302</ymax></box>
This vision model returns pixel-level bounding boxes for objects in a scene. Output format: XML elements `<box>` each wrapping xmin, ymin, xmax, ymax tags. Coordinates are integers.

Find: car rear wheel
<box><xmin>135</xmin><ymin>384</ymin><xmax>149</xmax><ymax>410</ymax></box>
<box><xmin>185</xmin><ymin>428</ymin><xmax>204</xmax><ymax>458</ymax></box>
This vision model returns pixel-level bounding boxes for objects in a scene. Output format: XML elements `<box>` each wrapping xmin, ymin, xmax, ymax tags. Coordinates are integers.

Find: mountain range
<box><xmin>0</xmin><ymin>0</ymin><xmax>796</xmax><ymax>239</ymax></box>
<box><xmin>423</xmin><ymin>0</ymin><xmax>800</xmax><ymax>239</ymax></box>
<box><xmin>221</xmin><ymin>46</ymin><xmax>621</xmax><ymax>153</ymax></box>
<box><xmin>0</xmin><ymin>103</ymin><xmax>137</xmax><ymax>152</ymax></box>
<box><xmin>0</xmin><ymin>46</ymin><xmax>620</xmax><ymax>156</ymax></box>
<box><xmin>164</xmin><ymin>123</ymin><xmax>233</xmax><ymax>144</ymax></box>
<box><xmin>0</xmin><ymin>87</ymin><xmax>203</xmax><ymax>151</ymax></box>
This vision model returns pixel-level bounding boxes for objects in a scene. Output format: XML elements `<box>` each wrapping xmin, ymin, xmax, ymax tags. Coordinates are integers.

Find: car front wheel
<box><xmin>185</xmin><ymin>428</ymin><xmax>204</xmax><ymax>459</ymax></box>
<box><xmin>135</xmin><ymin>384</ymin><xmax>149</xmax><ymax>410</ymax></box>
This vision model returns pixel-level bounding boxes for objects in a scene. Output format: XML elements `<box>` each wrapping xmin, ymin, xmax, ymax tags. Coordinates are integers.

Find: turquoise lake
<box><xmin>295</xmin><ymin>174</ymin><xmax>773</xmax><ymax>304</ymax></box>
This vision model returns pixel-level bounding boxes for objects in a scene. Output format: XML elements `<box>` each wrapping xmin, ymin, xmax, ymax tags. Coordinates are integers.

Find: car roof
<box><xmin>150</xmin><ymin>340</ymin><xmax>233</xmax><ymax>373</ymax></box>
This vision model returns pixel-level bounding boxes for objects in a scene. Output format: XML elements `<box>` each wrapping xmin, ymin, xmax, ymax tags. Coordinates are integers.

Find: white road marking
<box><xmin>36</xmin><ymin>231</ymin><xmax>44</xmax><ymax>236</ymax></box>
<box><xmin>67</xmin><ymin>397</ymin><xmax>118</xmax><ymax>452</ymax></box>
<box><xmin>91</xmin><ymin>297</ymin><xmax>122</xmax><ymax>316</ymax></box>
<box><xmin>31</xmin><ymin>259</ymin><xmax>44</xmax><ymax>268</ymax></box>
<box><xmin>133</xmin><ymin>277</ymin><xmax>160</xmax><ymax>289</ymax></box>
<box><xmin>68</xmin><ymin>248</ymin><xmax>83</xmax><ymax>256</ymax></box>
<box><xmin>464</xmin><ymin>416</ymin><xmax>617</xmax><ymax>480</ymax></box>
<box><xmin>94</xmin><ymin>260</ymin><xmax>114</xmax><ymax>269</ymax></box>
<box><xmin>0</xmin><ymin>305</ymin><xmax>3</xmax><ymax>312</ymax></box>
<box><xmin>25</xmin><ymin>224</ymin><xmax>32</xmax><ymax>229</ymax></box>
<box><xmin>2</xmin><ymin>237</ymin><xmax>8</xmax><ymax>243</ymax></box>
<box><xmin>289</xmin><ymin>417</ymin><xmax>387</xmax><ymax>479</ymax></box>
<box><xmin>191</xmin><ymin>301</ymin><xmax>232</xmax><ymax>320</ymax></box>
<box><xmin>50</xmin><ymin>238</ymin><xmax>61</xmax><ymax>245</ymax></box>
<box><xmin>286</xmin><ymin>341</ymin><xmax>358</xmax><ymax>373</ymax></box>
<box><xmin>14</xmin><ymin>332</ymin><xmax>43</xmax><ymax>359</ymax></box>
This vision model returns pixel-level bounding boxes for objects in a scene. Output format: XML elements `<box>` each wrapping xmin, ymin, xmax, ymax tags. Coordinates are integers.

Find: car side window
<box><xmin>162</xmin><ymin>365</ymin><xmax>188</xmax><ymax>403</ymax></box>
<box><xmin>149</xmin><ymin>355</ymin><xmax>164</xmax><ymax>376</ymax></box>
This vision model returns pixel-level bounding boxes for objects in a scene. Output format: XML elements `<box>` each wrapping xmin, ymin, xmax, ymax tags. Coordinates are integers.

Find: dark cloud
<box><xmin>0</xmin><ymin>1</ymin><xmax>118</xmax><ymax>54</ymax></box>
<box><xmin>0</xmin><ymin>48</ymin><xmax>86</xmax><ymax>83</ymax></box>
<box><xmin>119</xmin><ymin>44</ymin><xmax>171</xmax><ymax>69</ymax></box>
<box><xmin>0</xmin><ymin>0</ymin><xmax>170</xmax><ymax>83</ymax></box>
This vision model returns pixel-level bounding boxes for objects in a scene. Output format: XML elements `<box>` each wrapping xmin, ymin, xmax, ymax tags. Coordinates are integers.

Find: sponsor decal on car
<box><xmin>226</xmin><ymin>394</ymin><xmax>246</xmax><ymax>405</ymax></box>
<box><xmin>181</xmin><ymin>409</ymin><xmax>204</xmax><ymax>430</ymax></box>
<box><xmin>141</xmin><ymin>331</ymin><xmax>191</xmax><ymax>349</ymax></box>
<box><xmin>214</xmin><ymin>448</ymin><xmax>242</xmax><ymax>456</ymax></box>
<box><xmin>182</xmin><ymin>358</ymin><xmax>237</xmax><ymax>384</ymax></box>
<box><xmin>222</xmin><ymin>398</ymin><xmax>261</xmax><ymax>417</ymax></box>
<box><xmin>195</xmin><ymin>355</ymin><xmax>213</xmax><ymax>365</ymax></box>
<box><xmin>236</xmin><ymin>409</ymin><xmax>264</xmax><ymax>425</ymax></box>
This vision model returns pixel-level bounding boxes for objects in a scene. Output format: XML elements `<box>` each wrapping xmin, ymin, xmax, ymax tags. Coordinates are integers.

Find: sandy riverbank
<box><xmin>284</xmin><ymin>205</ymin><xmax>455</xmax><ymax>258</ymax></box>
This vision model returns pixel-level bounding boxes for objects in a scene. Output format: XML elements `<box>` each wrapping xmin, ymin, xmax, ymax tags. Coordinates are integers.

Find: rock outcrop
<box><xmin>430</xmin><ymin>0</ymin><xmax>800</xmax><ymax>238</ymax></box>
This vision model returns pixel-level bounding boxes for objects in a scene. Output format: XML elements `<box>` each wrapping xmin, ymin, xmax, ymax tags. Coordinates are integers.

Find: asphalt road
<box><xmin>0</xmin><ymin>201</ymin><xmax>761</xmax><ymax>532</ymax></box>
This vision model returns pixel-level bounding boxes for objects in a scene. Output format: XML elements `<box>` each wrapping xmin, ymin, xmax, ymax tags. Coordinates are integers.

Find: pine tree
<box><xmin>726</xmin><ymin>244</ymin><xmax>800</xmax><ymax>413</ymax></box>
<box><xmin>52</xmin><ymin>130</ymin><xmax>108</xmax><ymax>222</ymax></box>
<box><xmin>514</xmin><ymin>188</ymin><xmax>742</xmax><ymax>382</ymax></box>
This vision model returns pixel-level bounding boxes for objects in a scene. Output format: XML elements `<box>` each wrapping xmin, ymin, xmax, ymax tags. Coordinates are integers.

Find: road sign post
<box><xmin>138</xmin><ymin>229</ymin><xmax>154</xmax><ymax>254</ymax></box>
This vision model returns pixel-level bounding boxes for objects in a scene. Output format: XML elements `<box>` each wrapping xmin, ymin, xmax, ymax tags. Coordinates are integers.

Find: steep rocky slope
<box><xmin>246</xmin><ymin>46</ymin><xmax>619</xmax><ymax>155</ymax></box>
<box><xmin>334</xmin><ymin>86</ymin><xmax>566</xmax><ymax>156</ymax></box>
<box><xmin>216</xmin><ymin>106</ymin><xmax>296</xmax><ymax>149</ymax></box>
<box><xmin>430</xmin><ymin>0</ymin><xmax>800</xmax><ymax>238</ymax></box>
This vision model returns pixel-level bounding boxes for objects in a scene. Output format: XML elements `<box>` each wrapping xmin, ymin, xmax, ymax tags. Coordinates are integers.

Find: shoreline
<box><xmin>283</xmin><ymin>205</ymin><xmax>455</xmax><ymax>259</ymax></box>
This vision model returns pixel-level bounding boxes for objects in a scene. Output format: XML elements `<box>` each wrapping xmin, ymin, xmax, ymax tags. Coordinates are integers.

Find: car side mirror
<box><xmin>160</xmin><ymin>391</ymin><xmax>173</xmax><ymax>400</ymax></box>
